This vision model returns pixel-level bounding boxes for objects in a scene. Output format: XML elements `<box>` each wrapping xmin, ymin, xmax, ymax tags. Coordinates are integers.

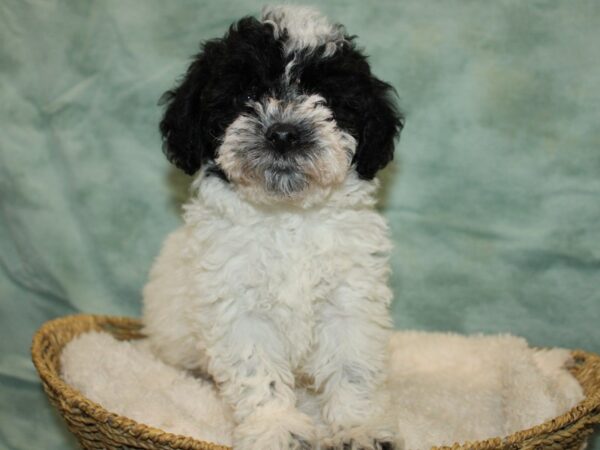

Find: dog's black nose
<box><xmin>266</xmin><ymin>123</ymin><xmax>299</xmax><ymax>151</ymax></box>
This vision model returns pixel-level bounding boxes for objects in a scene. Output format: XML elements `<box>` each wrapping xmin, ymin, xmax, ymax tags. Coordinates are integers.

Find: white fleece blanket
<box><xmin>60</xmin><ymin>331</ymin><xmax>584</xmax><ymax>450</ymax></box>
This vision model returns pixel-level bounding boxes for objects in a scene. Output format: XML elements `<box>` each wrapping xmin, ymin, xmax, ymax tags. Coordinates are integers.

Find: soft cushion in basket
<box><xmin>32</xmin><ymin>315</ymin><xmax>600</xmax><ymax>450</ymax></box>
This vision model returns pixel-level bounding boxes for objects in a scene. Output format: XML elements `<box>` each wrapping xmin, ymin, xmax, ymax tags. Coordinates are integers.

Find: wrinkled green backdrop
<box><xmin>1</xmin><ymin>1</ymin><xmax>599</xmax><ymax>449</ymax></box>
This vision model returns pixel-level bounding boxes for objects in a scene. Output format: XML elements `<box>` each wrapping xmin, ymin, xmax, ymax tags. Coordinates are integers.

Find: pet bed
<box><xmin>32</xmin><ymin>315</ymin><xmax>600</xmax><ymax>449</ymax></box>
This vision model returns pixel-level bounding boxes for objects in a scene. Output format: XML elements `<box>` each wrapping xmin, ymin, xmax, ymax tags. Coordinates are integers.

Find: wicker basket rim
<box><xmin>31</xmin><ymin>314</ymin><xmax>600</xmax><ymax>450</ymax></box>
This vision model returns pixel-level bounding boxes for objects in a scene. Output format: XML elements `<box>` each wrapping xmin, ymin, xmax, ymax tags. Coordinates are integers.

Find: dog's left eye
<box><xmin>235</xmin><ymin>89</ymin><xmax>258</xmax><ymax>106</ymax></box>
<box><xmin>234</xmin><ymin>95</ymin><xmax>252</xmax><ymax>109</ymax></box>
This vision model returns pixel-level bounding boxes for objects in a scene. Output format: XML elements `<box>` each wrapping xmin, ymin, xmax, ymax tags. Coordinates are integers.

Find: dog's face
<box><xmin>160</xmin><ymin>6</ymin><xmax>403</xmax><ymax>203</ymax></box>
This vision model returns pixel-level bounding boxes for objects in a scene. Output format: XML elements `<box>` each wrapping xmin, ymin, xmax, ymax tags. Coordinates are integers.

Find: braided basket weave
<box><xmin>32</xmin><ymin>315</ymin><xmax>600</xmax><ymax>450</ymax></box>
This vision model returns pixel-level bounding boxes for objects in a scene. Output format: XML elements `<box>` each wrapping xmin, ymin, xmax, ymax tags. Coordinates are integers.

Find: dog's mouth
<box><xmin>263</xmin><ymin>165</ymin><xmax>308</xmax><ymax>195</ymax></box>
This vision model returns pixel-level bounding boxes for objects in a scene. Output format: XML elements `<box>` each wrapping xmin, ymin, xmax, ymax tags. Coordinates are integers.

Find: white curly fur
<box><xmin>142</xmin><ymin>170</ymin><xmax>398</xmax><ymax>449</ymax></box>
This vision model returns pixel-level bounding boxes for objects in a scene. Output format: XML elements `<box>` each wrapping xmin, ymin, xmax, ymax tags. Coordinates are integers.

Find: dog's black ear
<box><xmin>159</xmin><ymin>50</ymin><xmax>214</xmax><ymax>176</ymax></box>
<box><xmin>353</xmin><ymin>77</ymin><xmax>404</xmax><ymax>180</ymax></box>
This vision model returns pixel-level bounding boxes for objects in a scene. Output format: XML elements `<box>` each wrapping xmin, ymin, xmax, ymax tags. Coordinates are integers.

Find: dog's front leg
<box><xmin>307</xmin><ymin>289</ymin><xmax>399</xmax><ymax>450</ymax></box>
<box><xmin>207</xmin><ymin>315</ymin><xmax>315</xmax><ymax>450</ymax></box>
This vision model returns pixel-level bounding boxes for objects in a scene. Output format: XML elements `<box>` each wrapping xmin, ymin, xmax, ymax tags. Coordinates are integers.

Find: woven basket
<box><xmin>32</xmin><ymin>315</ymin><xmax>600</xmax><ymax>450</ymax></box>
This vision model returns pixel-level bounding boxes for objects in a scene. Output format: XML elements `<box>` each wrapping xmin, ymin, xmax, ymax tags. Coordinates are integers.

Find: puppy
<box><xmin>143</xmin><ymin>5</ymin><xmax>404</xmax><ymax>450</ymax></box>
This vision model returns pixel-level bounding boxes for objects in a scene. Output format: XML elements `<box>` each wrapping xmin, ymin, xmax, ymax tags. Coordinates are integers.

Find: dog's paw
<box><xmin>321</xmin><ymin>425</ymin><xmax>400</xmax><ymax>450</ymax></box>
<box><xmin>234</xmin><ymin>406</ymin><xmax>315</xmax><ymax>450</ymax></box>
<box><xmin>325</xmin><ymin>439</ymin><xmax>396</xmax><ymax>450</ymax></box>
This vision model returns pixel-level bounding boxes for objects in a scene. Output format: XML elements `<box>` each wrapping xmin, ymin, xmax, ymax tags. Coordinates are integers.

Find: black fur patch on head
<box><xmin>294</xmin><ymin>41</ymin><xmax>404</xmax><ymax>180</ymax></box>
<box><xmin>159</xmin><ymin>15</ymin><xmax>404</xmax><ymax>179</ymax></box>
<box><xmin>159</xmin><ymin>17</ymin><xmax>285</xmax><ymax>175</ymax></box>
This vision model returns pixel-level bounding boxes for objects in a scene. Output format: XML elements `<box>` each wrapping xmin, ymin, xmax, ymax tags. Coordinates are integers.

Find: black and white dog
<box><xmin>143</xmin><ymin>5</ymin><xmax>404</xmax><ymax>449</ymax></box>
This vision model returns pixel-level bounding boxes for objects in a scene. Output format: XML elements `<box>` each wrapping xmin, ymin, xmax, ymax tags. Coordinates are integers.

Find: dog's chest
<box><xmin>242</xmin><ymin>213</ymin><xmax>343</xmax><ymax>310</ymax></box>
<box><xmin>234</xmin><ymin>213</ymin><xmax>354</xmax><ymax>363</ymax></box>
<box><xmin>194</xmin><ymin>209</ymin><xmax>362</xmax><ymax>348</ymax></box>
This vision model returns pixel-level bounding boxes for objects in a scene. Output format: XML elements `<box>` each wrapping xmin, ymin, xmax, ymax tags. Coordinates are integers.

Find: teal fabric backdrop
<box><xmin>1</xmin><ymin>1</ymin><xmax>599</xmax><ymax>448</ymax></box>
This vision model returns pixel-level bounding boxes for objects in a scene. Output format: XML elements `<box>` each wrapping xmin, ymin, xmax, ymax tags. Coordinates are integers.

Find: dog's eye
<box><xmin>234</xmin><ymin>91</ymin><xmax>257</xmax><ymax>108</ymax></box>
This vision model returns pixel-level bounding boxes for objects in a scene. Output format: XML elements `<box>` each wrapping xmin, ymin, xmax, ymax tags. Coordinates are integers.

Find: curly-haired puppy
<box><xmin>143</xmin><ymin>5</ymin><xmax>404</xmax><ymax>449</ymax></box>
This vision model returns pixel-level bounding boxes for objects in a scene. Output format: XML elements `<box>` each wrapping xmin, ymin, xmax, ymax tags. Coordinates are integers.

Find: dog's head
<box><xmin>160</xmin><ymin>5</ymin><xmax>404</xmax><ymax>203</ymax></box>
